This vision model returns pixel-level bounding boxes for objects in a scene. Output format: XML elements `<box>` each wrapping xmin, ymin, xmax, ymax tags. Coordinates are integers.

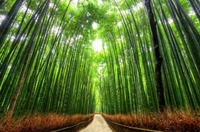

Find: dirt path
<box><xmin>80</xmin><ymin>114</ymin><xmax>113</xmax><ymax>132</ymax></box>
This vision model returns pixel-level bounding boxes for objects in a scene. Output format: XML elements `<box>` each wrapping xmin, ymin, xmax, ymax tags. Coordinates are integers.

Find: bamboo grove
<box><xmin>98</xmin><ymin>0</ymin><xmax>200</xmax><ymax>114</ymax></box>
<box><xmin>0</xmin><ymin>0</ymin><xmax>200</xmax><ymax>118</ymax></box>
<box><xmin>0</xmin><ymin>0</ymin><xmax>97</xmax><ymax>117</ymax></box>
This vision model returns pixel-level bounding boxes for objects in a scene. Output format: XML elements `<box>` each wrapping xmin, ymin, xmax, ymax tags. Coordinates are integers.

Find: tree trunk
<box><xmin>145</xmin><ymin>0</ymin><xmax>165</xmax><ymax>112</ymax></box>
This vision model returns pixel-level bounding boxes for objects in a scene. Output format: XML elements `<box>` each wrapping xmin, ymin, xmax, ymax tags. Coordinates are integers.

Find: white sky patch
<box><xmin>0</xmin><ymin>15</ymin><xmax>6</xmax><ymax>25</ymax></box>
<box><xmin>19</xmin><ymin>4</ymin><xmax>34</xmax><ymax>14</ymax></box>
<box><xmin>168</xmin><ymin>18</ymin><xmax>174</xmax><ymax>24</ymax></box>
<box><xmin>97</xmin><ymin>63</ymin><xmax>106</xmax><ymax>74</ymax></box>
<box><xmin>92</xmin><ymin>22</ymin><xmax>98</xmax><ymax>29</ymax></box>
<box><xmin>133</xmin><ymin>2</ymin><xmax>144</xmax><ymax>12</ymax></box>
<box><xmin>51</xmin><ymin>25</ymin><xmax>61</xmax><ymax>35</ymax></box>
<box><xmin>189</xmin><ymin>10</ymin><xmax>195</xmax><ymax>16</ymax></box>
<box><xmin>71</xmin><ymin>0</ymin><xmax>82</xmax><ymax>7</ymax></box>
<box><xmin>20</xmin><ymin>35</ymin><xmax>26</xmax><ymax>41</ymax></box>
<box><xmin>49</xmin><ymin>2</ymin><xmax>56</xmax><ymax>8</ymax></box>
<box><xmin>121</xmin><ymin>9</ymin><xmax>130</xmax><ymax>15</ymax></box>
<box><xmin>77</xmin><ymin>34</ymin><xmax>83</xmax><ymax>39</ymax></box>
<box><xmin>8</xmin><ymin>65</ymin><xmax>12</xmax><ymax>69</ymax></box>
<box><xmin>14</xmin><ymin>23</ymin><xmax>19</xmax><ymax>28</ymax></box>
<box><xmin>51</xmin><ymin>48</ymin><xmax>55</xmax><ymax>54</ymax></box>
<box><xmin>10</xmin><ymin>36</ymin><xmax>16</xmax><ymax>41</ymax></box>
<box><xmin>72</xmin><ymin>0</ymin><xmax>78</xmax><ymax>4</ymax></box>
<box><xmin>92</xmin><ymin>39</ymin><xmax>102</xmax><ymax>52</ymax></box>
<box><xmin>98</xmin><ymin>0</ymin><xmax>103</xmax><ymax>5</ymax></box>
<box><xmin>98</xmin><ymin>66</ymin><xmax>103</xmax><ymax>73</ymax></box>
<box><xmin>103</xmin><ymin>43</ymin><xmax>107</xmax><ymax>50</ymax></box>
<box><xmin>117</xmin><ymin>21</ymin><xmax>122</xmax><ymax>27</ymax></box>
<box><xmin>87</xmin><ymin>12</ymin><xmax>91</xmax><ymax>17</ymax></box>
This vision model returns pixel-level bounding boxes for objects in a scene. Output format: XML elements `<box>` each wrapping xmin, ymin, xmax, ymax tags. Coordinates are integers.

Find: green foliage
<box><xmin>0</xmin><ymin>0</ymin><xmax>200</xmax><ymax>118</ymax></box>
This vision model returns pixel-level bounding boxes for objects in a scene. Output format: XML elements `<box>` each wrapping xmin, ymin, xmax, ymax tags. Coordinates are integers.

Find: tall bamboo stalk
<box><xmin>145</xmin><ymin>0</ymin><xmax>165</xmax><ymax>112</ymax></box>
<box><xmin>7</xmin><ymin>0</ymin><xmax>50</xmax><ymax>118</ymax></box>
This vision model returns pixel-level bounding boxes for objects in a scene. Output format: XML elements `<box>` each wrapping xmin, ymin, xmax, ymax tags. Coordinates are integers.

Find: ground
<box><xmin>80</xmin><ymin>114</ymin><xmax>112</xmax><ymax>132</ymax></box>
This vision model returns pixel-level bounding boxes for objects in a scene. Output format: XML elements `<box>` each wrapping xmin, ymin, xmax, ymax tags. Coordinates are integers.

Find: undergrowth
<box><xmin>0</xmin><ymin>113</ymin><xmax>94</xmax><ymax>132</ymax></box>
<box><xmin>103</xmin><ymin>110</ymin><xmax>200</xmax><ymax>132</ymax></box>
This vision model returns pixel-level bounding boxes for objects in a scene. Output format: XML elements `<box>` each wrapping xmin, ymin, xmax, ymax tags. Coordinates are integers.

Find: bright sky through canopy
<box><xmin>92</xmin><ymin>39</ymin><xmax>102</xmax><ymax>52</ymax></box>
<box><xmin>92</xmin><ymin>22</ymin><xmax>98</xmax><ymax>30</ymax></box>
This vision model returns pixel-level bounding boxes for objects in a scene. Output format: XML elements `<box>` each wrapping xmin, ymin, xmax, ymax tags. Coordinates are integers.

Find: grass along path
<box><xmin>80</xmin><ymin>114</ymin><xmax>113</xmax><ymax>132</ymax></box>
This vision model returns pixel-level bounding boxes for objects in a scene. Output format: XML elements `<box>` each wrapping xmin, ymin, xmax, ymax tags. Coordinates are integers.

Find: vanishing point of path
<box><xmin>80</xmin><ymin>114</ymin><xmax>113</xmax><ymax>132</ymax></box>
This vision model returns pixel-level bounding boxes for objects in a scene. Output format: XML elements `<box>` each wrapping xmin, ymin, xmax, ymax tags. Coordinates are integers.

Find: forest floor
<box><xmin>0</xmin><ymin>114</ymin><xmax>94</xmax><ymax>132</ymax></box>
<box><xmin>103</xmin><ymin>110</ymin><xmax>200</xmax><ymax>132</ymax></box>
<box><xmin>80</xmin><ymin>114</ymin><xmax>113</xmax><ymax>132</ymax></box>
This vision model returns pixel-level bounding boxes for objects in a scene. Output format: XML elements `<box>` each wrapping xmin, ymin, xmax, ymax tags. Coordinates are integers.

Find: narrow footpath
<box><xmin>80</xmin><ymin>114</ymin><xmax>113</xmax><ymax>132</ymax></box>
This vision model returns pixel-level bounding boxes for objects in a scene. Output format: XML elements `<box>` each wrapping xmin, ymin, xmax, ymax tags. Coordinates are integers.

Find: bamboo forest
<box><xmin>0</xmin><ymin>0</ymin><xmax>200</xmax><ymax>131</ymax></box>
